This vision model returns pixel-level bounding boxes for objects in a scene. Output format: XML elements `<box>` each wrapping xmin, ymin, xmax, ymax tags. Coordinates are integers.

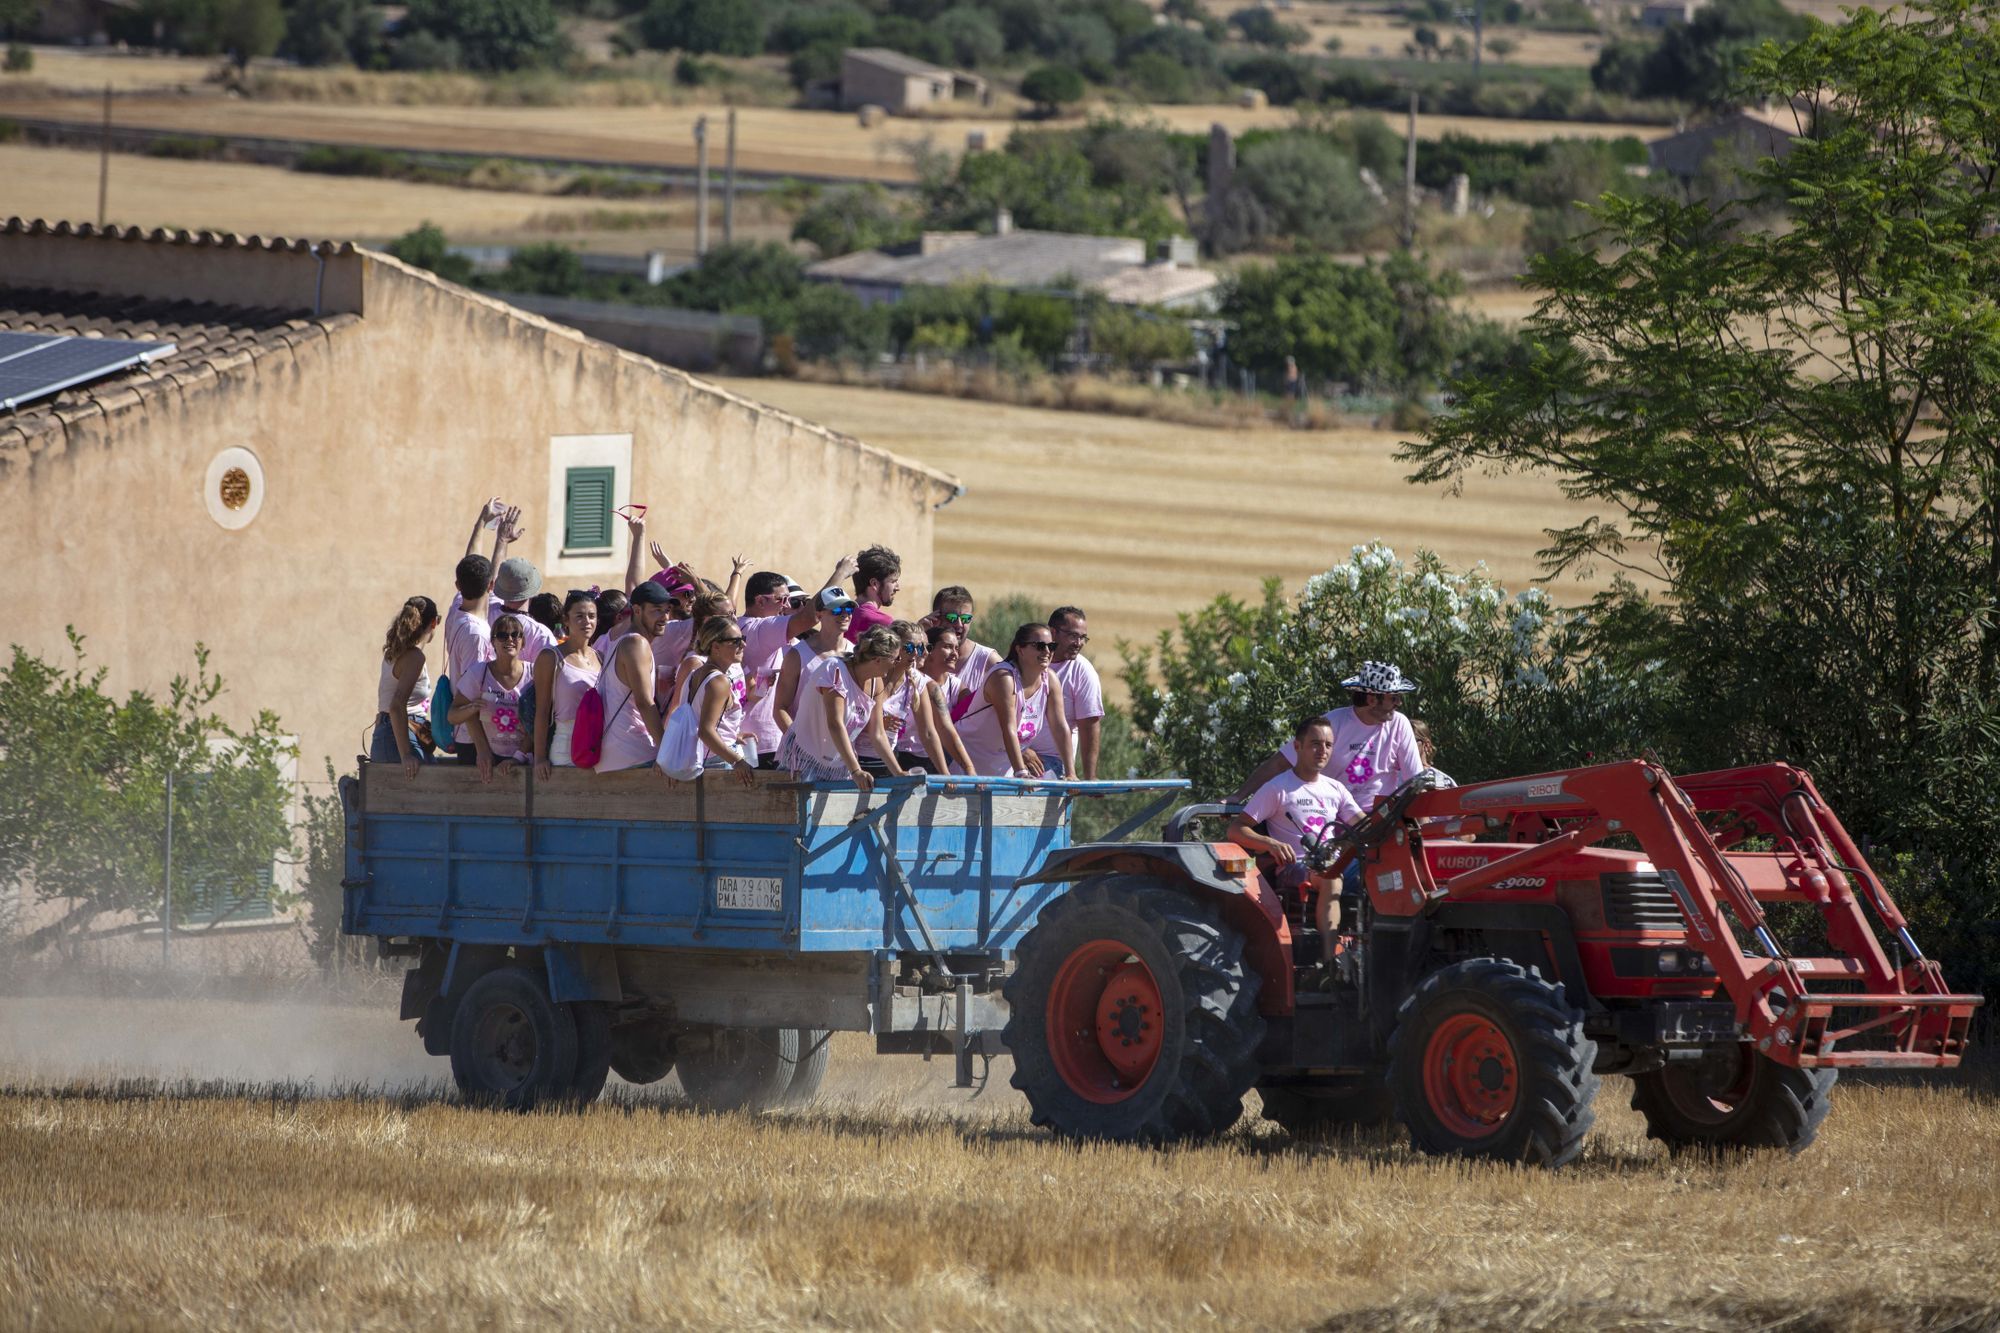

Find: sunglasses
<box><xmin>827</xmin><ymin>604</ymin><xmax>858</xmax><ymax>617</ymax></box>
<box><xmin>941</xmin><ymin>612</ymin><xmax>974</xmax><ymax>625</ymax></box>
<box><xmin>493</xmin><ymin>631</ymin><xmax>524</xmax><ymax>642</ymax></box>
<box><xmin>712</xmin><ymin>635</ymin><xmax>746</xmax><ymax>646</ymax></box>
<box><xmin>1023</xmin><ymin>640</ymin><xmax>1055</xmax><ymax>654</ymax></box>
<box><xmin>901</xmin><ymin>642</ymin><xmax>921</xmax><ymax>655</ymax></box>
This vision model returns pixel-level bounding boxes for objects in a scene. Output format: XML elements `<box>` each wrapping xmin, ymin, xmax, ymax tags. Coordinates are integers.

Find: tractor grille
<box><xmin>1601</xmin><ymin>872</ymin><xmax>1687</xmax><ymax>931</ymax></box>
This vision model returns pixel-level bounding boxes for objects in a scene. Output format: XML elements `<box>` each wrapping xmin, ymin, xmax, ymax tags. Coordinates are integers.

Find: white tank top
<box><xmin>954</xmin><ymin>663</ymin><xmax>1048</xmax><ymax>776</ymax></box>
<box><xmin>378</xmin><ymin>653</ymin><xmax>432</xmax><ymax>714</ymax></box>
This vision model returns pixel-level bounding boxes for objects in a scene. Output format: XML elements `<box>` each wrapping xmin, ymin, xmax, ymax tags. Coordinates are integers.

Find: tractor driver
<box><xmin>1228</xmin><ymin>715</ymin><xmax>1364</xmax><ymax>963</ymax></box>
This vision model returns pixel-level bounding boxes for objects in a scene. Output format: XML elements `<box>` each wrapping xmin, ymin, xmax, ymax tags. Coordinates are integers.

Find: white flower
<box><xmin>1449</xmin><ymin>616</ymin><xmax>1469</xmax><ymax>634</ymax></box>
<box><xmin>1225</xmin><ymin>671</ymin><xmax>1248</xmax><ymax>690</ymax></box>
<box><xmin>1513</xmin><ymin>665</ymin><xmax>1549</xmax><ymax>688</ymax></box>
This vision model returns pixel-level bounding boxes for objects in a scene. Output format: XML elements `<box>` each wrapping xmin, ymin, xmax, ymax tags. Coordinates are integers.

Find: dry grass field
<box><xmin>0</xmin><ymin>142</ymin><xmax>798</xmax><ymax>252</ymax></box>
<box><xmin>0</xmin><ymin>89</ymin><xmax>1662</xmax><ymax>188</ymax></box>
<box><xmin>2</xmin><ymin>992</ymin><xmax>1995</xmax><ymax>1331</ymax></box>
<box><xmin>3</xmin><ymin>46</ymin><xmax>221</xmax><ymax>93</ymax></box>
<box><xmin>714</xmin><ymin>379</ymin><xmax>1614</xmax><ymax>674</ymax></box>
<box><xmin>1285</xmin><ymin>0</ymin><xmax>1607</xmax><ymax>68</ymax></box>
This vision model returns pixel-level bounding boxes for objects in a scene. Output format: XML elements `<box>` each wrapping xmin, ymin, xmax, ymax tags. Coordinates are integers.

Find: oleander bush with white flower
<box><xmin>1121</xmin><ymin>542</ymin><xmax>1671</xmax><ymax>799</ymax></box>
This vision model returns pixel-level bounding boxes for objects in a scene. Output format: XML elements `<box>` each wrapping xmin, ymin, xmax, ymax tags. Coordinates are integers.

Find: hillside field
<box><xmin>714</xmin><ymin>379</ymin><xmax>1616</xmax><ymax>677</ymax></box>
<box><xmin>1</xmin><ymin>992</ymin><xmax>1994</xmax><ymax>1331</ymax></box>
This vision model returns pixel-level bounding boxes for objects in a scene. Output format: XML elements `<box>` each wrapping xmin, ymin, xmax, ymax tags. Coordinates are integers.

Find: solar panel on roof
<box><xmin>0</xmin><ymin>333</ymin><xmax>178</xmax><ymax>413</ymax></box>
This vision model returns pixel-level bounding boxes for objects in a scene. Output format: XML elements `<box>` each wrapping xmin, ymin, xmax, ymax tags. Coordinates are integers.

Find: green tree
<box><xmin>283</xmin><ymin>0</ymin><xmax>368</xmax><ymax>65</ymax></box>
<box><xmin>1213</xmin><ymin>133</ymin><xmax>1379</xmax><ymax>253</ymax></box>
<box><xmin>661</xmin><ymin>241</ymin><xmax>806</xmax><ymax>314</ymax></box>
<box><xmin>1020</xmin><ymin>63</ymin><xmax>1085</xmax><ymax>115</ymax></box>
<box><xmin>215</xmin><ymin>0</ymin><xmax>282</xmax><ymax>67</ymax></box>
<box><xmin>405</xmin><ymin>0</ymin><xmax>567</xmax><ymax>69</ymax></box>
<box><xmin>1403</xmin><ymin>0</ymin><xmax>2000</xmax><ymax>997</ymax></box>
<box><xmin>489</xmin><ymin>242</ymin><xmax>586</xmax><ymax>294</ymax></box>
<box><xmin>0</xmin><ymin>633</ymin><xmax>297</xmax><ymax>950</ymax></box>
<box><xmin>637</xmin><ymin>0</ymin><xmax>763</xmax><ymax>54</ymax></box>
<box><xmin>1591</xmin><ymin>0</ymin><xmax>1807</xmax><ymax>106</ymax></box>
<box><xmin>386</xmin><ymin>222</ymin><xmax>476</xmax><ymax>284</ymax></box>
<box><xmin>790</xmin><ymin>183</ymin><xmax>915</xmax><ymax>258</ymax></box>
<box><xmin>1220</xmin><ymin>251</ymin><xmax>1474</xmax><ymax>392</ymax></box>
<box><xmin>1228</xmin><ymin>4</ymin><xmax>1307</xmax><ymax>48</ymax></box>
<box><xmin>767</xmin><ymin>0</ymin><xmax>870</xmax><ymax>51</ymax></box>
<box><xmin>933</xmin><ymin>5</ymin><xmax>1004</xmax><ymax>66</ymax></box>
<box><xmin>997</xmin><ymin>290</ymin><xmax>1074</xmax><ymax>359</ymax></box>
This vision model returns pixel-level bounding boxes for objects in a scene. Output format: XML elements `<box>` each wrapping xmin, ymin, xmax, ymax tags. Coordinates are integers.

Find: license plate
<box><xmin>713</xmin><ymin>875</ymin><xmax>784</xmax><ymax>913</ymax></box>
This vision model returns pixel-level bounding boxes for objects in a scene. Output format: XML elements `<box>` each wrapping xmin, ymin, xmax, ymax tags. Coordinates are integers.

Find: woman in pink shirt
<box><xmin>895</xmin><ymin>624</ymin><xmax>976</xmax><ymax>774</ymax></box>
<box><xmin>533</xmin><ymin>590</ymin><xmax>600</xmax><ymax>777</ymax></box>
<box><xmin>664</xmin><ymin>592</ymin><xmax>738</xmax><ymax>722</ymax></box>
<box><xmin>774</xmin><ymin>590</ymin><xmax>856</xmax><ymax>735</ymax></box>
<box><xmin>449</xmin><ymin>613</ymin><xmax>532</xmax><ymax>777</ymax></box>
<box><xmin>954</xmin><ymin>623</ymin><xmax>1073</xmax><ymax>779</ymax></box>
<box><xmin>682</xmin><ymin>615</ymin><xmax>755</xmax><ymax>785</ymax></box>
<box><xmin>779</xmin><ymin>626</ymin><xmax>902</xmax><ymax>794</ymax></box>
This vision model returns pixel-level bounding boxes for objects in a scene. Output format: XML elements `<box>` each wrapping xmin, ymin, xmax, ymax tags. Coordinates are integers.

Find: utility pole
<box><xmin>694</xmin><ymin>115</ymin><xmax>710</xmax><ymax>259</ymax></box>
<box><xmin>1472</xmin><ymin>0</ymin><xmax>1485</xmax><ymax>77</ymax></box>
<box><xmin>1403</xmin><ymin>89</ymin><xmax>1418</xmax><ymax>250</ymax></box>
<box><xmin>723</xmin><ymin>107</ymin><xmax>738</xmax><ymax>247</ymax></box>
<box><xmin>97</xmin><ymin>84</ymin><xmax>112</xmax><ymax>228</ymax></box>
<box><xmin>161</xmin><ymin>769</ymin><xmax>174</xmax><ymax>970</ymax></box>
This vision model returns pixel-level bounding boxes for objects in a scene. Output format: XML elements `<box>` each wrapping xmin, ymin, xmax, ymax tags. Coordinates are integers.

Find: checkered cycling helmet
<box><xmin>1340</xmin><ymin>660</ymin><xmax>1419</xmax><ymax>695</ymax></box>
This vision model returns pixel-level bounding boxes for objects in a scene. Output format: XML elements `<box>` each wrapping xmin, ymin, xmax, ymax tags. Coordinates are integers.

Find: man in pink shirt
<box><xmin>1229</xmin><ymin>715</ymin><xmax>1365</xmax><ymax>962</ymax></box>
<box><xmin>1031</xmin><ymin>605</ymin><xmax>1106</xmax><ymax>779</ymax></box>
<box><xmin>1229</xmin><ymin>660</ymin><xmax>1423</xmax><ymax>814</ymax></box>
<box><xmin>843</xmin><ymin>545</ymin><xmax>901</xmax><ymax>643</ymax></box>
<box><xmin>737</xmin><ymin>553</ymin><xmax>857</xmax><ymax>768</ymax></box>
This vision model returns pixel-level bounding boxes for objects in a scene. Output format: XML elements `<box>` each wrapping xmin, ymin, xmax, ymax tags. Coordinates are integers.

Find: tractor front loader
<box><xmin>1003</xmin><ymin>759</ymin><xmax>1981</xmax><ymax>1166</ymax></box>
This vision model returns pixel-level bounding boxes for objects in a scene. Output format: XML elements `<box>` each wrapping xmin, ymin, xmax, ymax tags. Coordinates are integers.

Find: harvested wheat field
<box><xmin>715</xmin><ymin>379</ymin><xmax>1613</xmax><ymax>669</ymax></box>
<box><xmin>0</xmin><ymin>91</ymin><xmax>1662</xmax><ymax>187</ymax></box>
<box><xmin>0</xmin><ymin>143</ymin><xmax>671</xmax><ymax>245</ymax></box>
<box><xmin>4</xmin><ymin>46</ymin><xmax>221</xmax><ymax>93</ymax></box>
<box><xmin>2</xmin><ymin>992</ymin><xmax>1995</xmax><ymax>1331</ymax></box>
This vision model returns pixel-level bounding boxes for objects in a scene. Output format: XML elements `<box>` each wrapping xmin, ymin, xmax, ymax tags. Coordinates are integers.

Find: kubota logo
<box><xmin>1437</xmin><ymin>855</ymin><xmax>1489</xmax><ymax>870</ymax></box>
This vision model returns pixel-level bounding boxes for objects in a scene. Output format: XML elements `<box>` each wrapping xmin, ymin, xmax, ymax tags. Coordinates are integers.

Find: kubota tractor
<box><xmin>1001</xmin><ymin>760</ymin><xmax>1981</xmax><ymax>1166</ymax></box>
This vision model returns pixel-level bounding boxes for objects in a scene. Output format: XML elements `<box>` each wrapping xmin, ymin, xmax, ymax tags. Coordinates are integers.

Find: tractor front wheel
<box><xmin>1004</xmin><ymin>875</ymin><xmax>1265</xmax><ymax>1144</ymax></box>
<box><xmin>1629</xmin><ymin>1044</ymin><xmax>1836</xmax><ymax>1154</ymax></box>
<box><xmin>1387</xmin><ymin>958</ymin><xmax>1599</xmax><ymax>1167</ymax></box>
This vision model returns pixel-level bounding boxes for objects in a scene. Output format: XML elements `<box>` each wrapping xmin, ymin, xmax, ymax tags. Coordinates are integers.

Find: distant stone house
<box><xmin>807</xmin><ymin>215</ymin><xmax>1219</xmax><ymax>311</ymax></box>
<box><xmin>0</xmin><ymin>219</ymin><xmax>957</xmax><ymax>778</ymax></box>
<box><xmin>1648</xmin><ymin>109</ymin><xmax>1797</xmax><ymax>185</ymax></box>
<box><xmin>1639</xmin><ymin>0</ymin><xmax>1705</xmax><ymax>26</ymax></box>
<box><xmin>840</xmin><ymin>47</ymin><xmax>989</xmax><ymax>114</ymax></box>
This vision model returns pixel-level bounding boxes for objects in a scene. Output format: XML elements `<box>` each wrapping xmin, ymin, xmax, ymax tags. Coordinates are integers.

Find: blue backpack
<box><xmin>429</xmin><ymin>674</ymin><xmax>455</xmax><ymax>752</ymax></box>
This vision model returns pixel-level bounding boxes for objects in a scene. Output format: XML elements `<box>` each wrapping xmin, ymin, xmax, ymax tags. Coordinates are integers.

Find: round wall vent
<box><xmin>204</xmin><ymin>447</ymin><xmax>264</xmax><ymax>530</ymax></box>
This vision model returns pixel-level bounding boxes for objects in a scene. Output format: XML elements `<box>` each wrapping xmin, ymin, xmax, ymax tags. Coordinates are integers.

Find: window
<box><xmin>182</xmin><ymin>865</ymin><xmax>276</xmax><ymax>925</ymax></box>
<box><xmin>564</xmin><ymin>465</ymin><xmax>615</xmax><ymax>552</ymax></box>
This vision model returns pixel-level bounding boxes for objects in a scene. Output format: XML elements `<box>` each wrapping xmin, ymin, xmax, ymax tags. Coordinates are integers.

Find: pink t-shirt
<box><xmin>544</xmin><ymin>648</ymin><xmax>600</xmax><ymax>728</ymax></box>
<box><xmin>844</xmin><ymin>601</ymin><xmax>894</xmax><ymax>643</ymax></box>
<box><xmin>950</xmin><ymin>641</ymin><xmax>1001</xmax><ymax>719</ymax></box>
<box><xmin>781</xmin><ymin>655</ymin><xmax>875</xmax><ymax>769</ymax></box>
<box><xmin>955</xmin><ymin>663</ymin><xmax>1049</xmax><ymax>777</ymax></box>
<box><xmin>737</xmin><ymin>612</ymin><xmax>797</xmax><ymax>754</ymax></box>
<box><xmin>1242</xmin><ymin>770</ymin><xmax>1365</xmax><ymax>858</ymax></box>
<box><xmin>489</xmin><ymin>602</ymin><xmax>558</xmax><ymax>668</ymax></box>
<box><xmin>1279</xmin><ymin>707</ymin><xmax>1422</xmax><ymax>812</ymax></box>
<box><xmin>1031</xmin><ymin>653</ymin><xmax>1104</xmax><ymax>759</ymax></box>
<box><xmin>453</xmin><ymin>660</ymin><xmax>531</xmax><ymax>761</ymax></box>
<box><xmin>596</xmin><ymin>637</ymin><xmax>659</xmax><ymax>772</ymax></box>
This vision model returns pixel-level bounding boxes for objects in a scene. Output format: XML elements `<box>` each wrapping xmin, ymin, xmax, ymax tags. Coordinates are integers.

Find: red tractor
<box><xmin>1001</xmin><ymin>760</ymin><xmax>1981</xmax><ymax>1165</ymax></box>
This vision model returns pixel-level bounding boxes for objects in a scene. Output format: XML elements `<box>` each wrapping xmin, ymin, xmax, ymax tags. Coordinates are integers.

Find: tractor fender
<box><xmin>1019</xmin><ymin>843</ymin><xmax>1295</xmax><ymax>1015</ymax></box>
<box><xmin>1419</xmin><ymin>903</ymin><xmax>1596</xmax><ymax>1009</ymax></box>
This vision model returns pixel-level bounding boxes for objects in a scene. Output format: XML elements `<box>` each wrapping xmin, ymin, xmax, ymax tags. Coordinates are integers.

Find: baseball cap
<box><xmin>631</xmin><ymin>581</ymin><xmax>675</xmax><ymax>606</ymax></box>
<box><xmin>819</xmin><ymin>588</ymin><xmax>859</xmax><ymax>615</ymax></box>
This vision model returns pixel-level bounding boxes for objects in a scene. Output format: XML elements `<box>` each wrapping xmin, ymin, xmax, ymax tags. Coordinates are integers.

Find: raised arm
<box><xmin>490</xmin><ymin>504</ymin><xmax>523</xmax><ymax>578</ymax></box>
<box><xmin>622</xmin><ymin>511</ymin><xmax>647</xmax><ymax>596</ymax></box>
<box><xmin>723</xmin><ymin>555</ymin><xmax>747</xmax><ymax>608</ymax></box>
<box><xmin>464</xmin><ymin>497</ymin><xmax>503</xmax><ymax>559</ymax></box>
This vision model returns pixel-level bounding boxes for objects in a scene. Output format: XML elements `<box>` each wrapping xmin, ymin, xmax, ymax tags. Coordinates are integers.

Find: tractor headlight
<box><xmin>1658</xmin><ymin>950</ymin><xmax>1682</xmax><ymax>973</ymax></box>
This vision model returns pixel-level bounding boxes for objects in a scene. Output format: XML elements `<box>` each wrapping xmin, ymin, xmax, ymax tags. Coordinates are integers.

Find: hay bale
<box><xmin>857</xmin><ymin>104</ymin><xmax>887</xmax><ymax>128</ymax></box>
<box><xmin>1238</xmin><ymin>88</ymin><xmax>1268</xmax><ymax>110</ymax></box>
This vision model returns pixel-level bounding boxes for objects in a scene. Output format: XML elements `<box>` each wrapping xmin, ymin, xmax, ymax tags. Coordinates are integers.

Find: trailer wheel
<box><xmin>1257</xmin><ymin>1078</ymin><xmax>1393</xmax><ymax>1139</ymax></box>
<box><xmin>1387</xmin><ymin>958</ymin><xmax>1599</xmax><ymax>1167</ymax></box>
<box><xmin>564</xmin><ymin>1003</ymin><xmax>613</xmax><ymax>1105</ymax></box>
<box><xmin>1629</xmin><ymin>1044</ymin><xmax>1837</xmax><ymax>1154</ymax></box>
<box><xmin>780</xmin><ymin>1029</ymin><xmax>832</xmax><ymax>1107</ymax></box>
<box><xmin>448</xmin><ymin>967</ymin><xmax>579</xmax><ymax>1111</ymax></box>
<box><xmin>608</xmin><ymin>1016</ymin><xmax>676</xmax><ymax>1086</ymax></box>
<box><xmin>676</xmin><ymin>1027</ymin><xmax>805</xmax><ymax>1112</ymax></box>
<box><xmin>1004</xmin><ymin>875</ymin><xmax>1265</xmax><ymax>1144</ymax></box>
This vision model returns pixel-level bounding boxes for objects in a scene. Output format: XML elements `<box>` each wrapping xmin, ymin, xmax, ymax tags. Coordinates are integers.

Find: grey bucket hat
<box><xmin>493</xmin><ymin>556</ymin><xmax>543</xmax><ymax>603</ymax></box>
<box><xmin>1341</xmin><ymin>660</ymin><xmax>1419</xmax><ymax>694</ymax></box>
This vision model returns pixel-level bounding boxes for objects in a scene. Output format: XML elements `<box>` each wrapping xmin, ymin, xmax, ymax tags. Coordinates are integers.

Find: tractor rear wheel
<box><xmin>1629</xmin><ymin>1044</ymin><xmax>1836</xmax><ymax>1153</ymax></box>
<box><xmin>1257</xmin><ymin>1078</ymin><xmax>1393</xmax><ymax>1139</ymax></box>
<box><xmin>1004</xmin><ymin>875</ymin><xmax>1265</xmax><ymax>1144</ymax></box>
<box><xmin>1387</xmin><ymin>958</ymin><xmax>1599</xmax><ymax>1167</ymax></box>
<box><xmin>448</xmin><ymin>966</ymin><xmax>580</xmax><ymax>1111</ymax></box>
<box><xmin>565</xmin><ymin>1003</ymin><xmax>613</xmax><ymax>1105</ymax></box>
<box><xmin>676</xmin><ymin>1026</ymin><xmax>807</xmax><ymax>1112</ymax></box>
<box><xmin>608</xmin><ymin>1015</ymin><xmax>676</xmax><ymax>1086</ymax></box>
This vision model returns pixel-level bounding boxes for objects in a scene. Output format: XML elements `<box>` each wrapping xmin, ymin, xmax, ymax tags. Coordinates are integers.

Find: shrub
<box><xmin>4</xmin><ymin>42</ymin><xmax>34</xmax><ymax>73</ymax></box>
<box><xmin>637</xmin><ymin>0</ymin><xmax>763</xmax><ymax>54</ymax></box>
<box><xmin>403</xmin><ymin>0</ymin><xmax>568</xmax><ymax>69</ymax></box>
<box><xmin>386</xmin><ymin>222</ymin><xmax>476</xmax><ymax>284</ymax></box>
<box><xmin>1229</xmin><ymin>5</ymin><xmax>1307</xmax><ymax>49</ymax></box>
<box><xmin>790</xmin><ymin>182</ymin><xmax>914</xmax><ymax>258</ymax></box>
<box><xmin>146</xmin><ymin>135</ymin><xmax>227</xmax><ymax>159</ymax></box>
<box><xmin>1020</xmin><ymin>63</ymin><xmax>1085</xmax><ymax>114</ymax></box>
<box><xmin>934</xmin><ymin>5</ymin><xmax>1004</xmax><ymax>66</ymax></box>
<box><xmin>296</xmin><ymin>143</ymin><xmax>405</xmax><ymax>176</ymax></box>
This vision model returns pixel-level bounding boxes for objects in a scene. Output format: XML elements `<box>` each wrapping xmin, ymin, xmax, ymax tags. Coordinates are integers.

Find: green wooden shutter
<box><xmin>564</xmin><ymin>466</ymin><xmax>614</xmax><ymax>550</ymax></box>
<box><xmin>184</xmin><ymin>865</ymin><xmax>276</xmax><ymax>924</ymax></box>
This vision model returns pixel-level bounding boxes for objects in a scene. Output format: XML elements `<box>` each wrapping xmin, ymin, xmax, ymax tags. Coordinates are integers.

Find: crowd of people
<box><xmin>371</xmin><ymin>498</ymin><xmax>1106</xmax><ymax>796</ymax></box>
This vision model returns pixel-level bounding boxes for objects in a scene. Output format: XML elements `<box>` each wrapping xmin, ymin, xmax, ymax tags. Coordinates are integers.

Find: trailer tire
<box><xmin>780</xmin><ymin>1029</ymin><xmax>832</xmax><ymax>1107</ymax></box>
<box><xmin>676</xmin><ymin>1027</ymin><xmax>804</xmax><ymax>1112</ymax></box>
<box><xmin>448</xmin><ymin>966</ymin><xmax>579</xmax><ymax>1111</ymax></box>
<box><xmin>608</xmin><ymin>1016</ymin><xmax>676</xmax><ymax>1086</ymax></box>
<box><xmin>1257</xmin><ymin>1078</ymin><xmax>1393</xmax><ymax>1139</ymax></box>
<box><xmin>1387</xmin><ymin>957</ymin><xmax>1598</xmax><ymax>1168</ymax></box>
<box><xmin>565</xmin><ymin>1003</ymin><xmax>614</xmax><ymax>1105</ymax></box>
<box><xmin>1629</xmin><ymin>1045</ymin><xmax>1836</xmax><ymax>1154</ymax></box>
<box><xmin>1004</xmin><ymin>874</ymin><xmax>1265</xmax><ymax>1145</ymax></box>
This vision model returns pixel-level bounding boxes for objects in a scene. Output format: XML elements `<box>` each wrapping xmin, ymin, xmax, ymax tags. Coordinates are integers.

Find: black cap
<box><xmin>631</xmin><ymin>581</ymin><xmax>674</xmax><ymax>606</ymax></box>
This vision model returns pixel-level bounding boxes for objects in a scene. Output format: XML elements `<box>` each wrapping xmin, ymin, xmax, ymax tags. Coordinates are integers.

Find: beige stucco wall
<box><xmin>0</xmin><ymin>237</ymin><xmax>953</xmax><ymax>777</ymax></box>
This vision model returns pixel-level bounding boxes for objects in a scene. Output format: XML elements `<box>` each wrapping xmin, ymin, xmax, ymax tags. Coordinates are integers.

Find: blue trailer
<box><xmin>342</xmin><ymin>761</ymin><xmax>1191</xmax><ymax>1110</ymax></box>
